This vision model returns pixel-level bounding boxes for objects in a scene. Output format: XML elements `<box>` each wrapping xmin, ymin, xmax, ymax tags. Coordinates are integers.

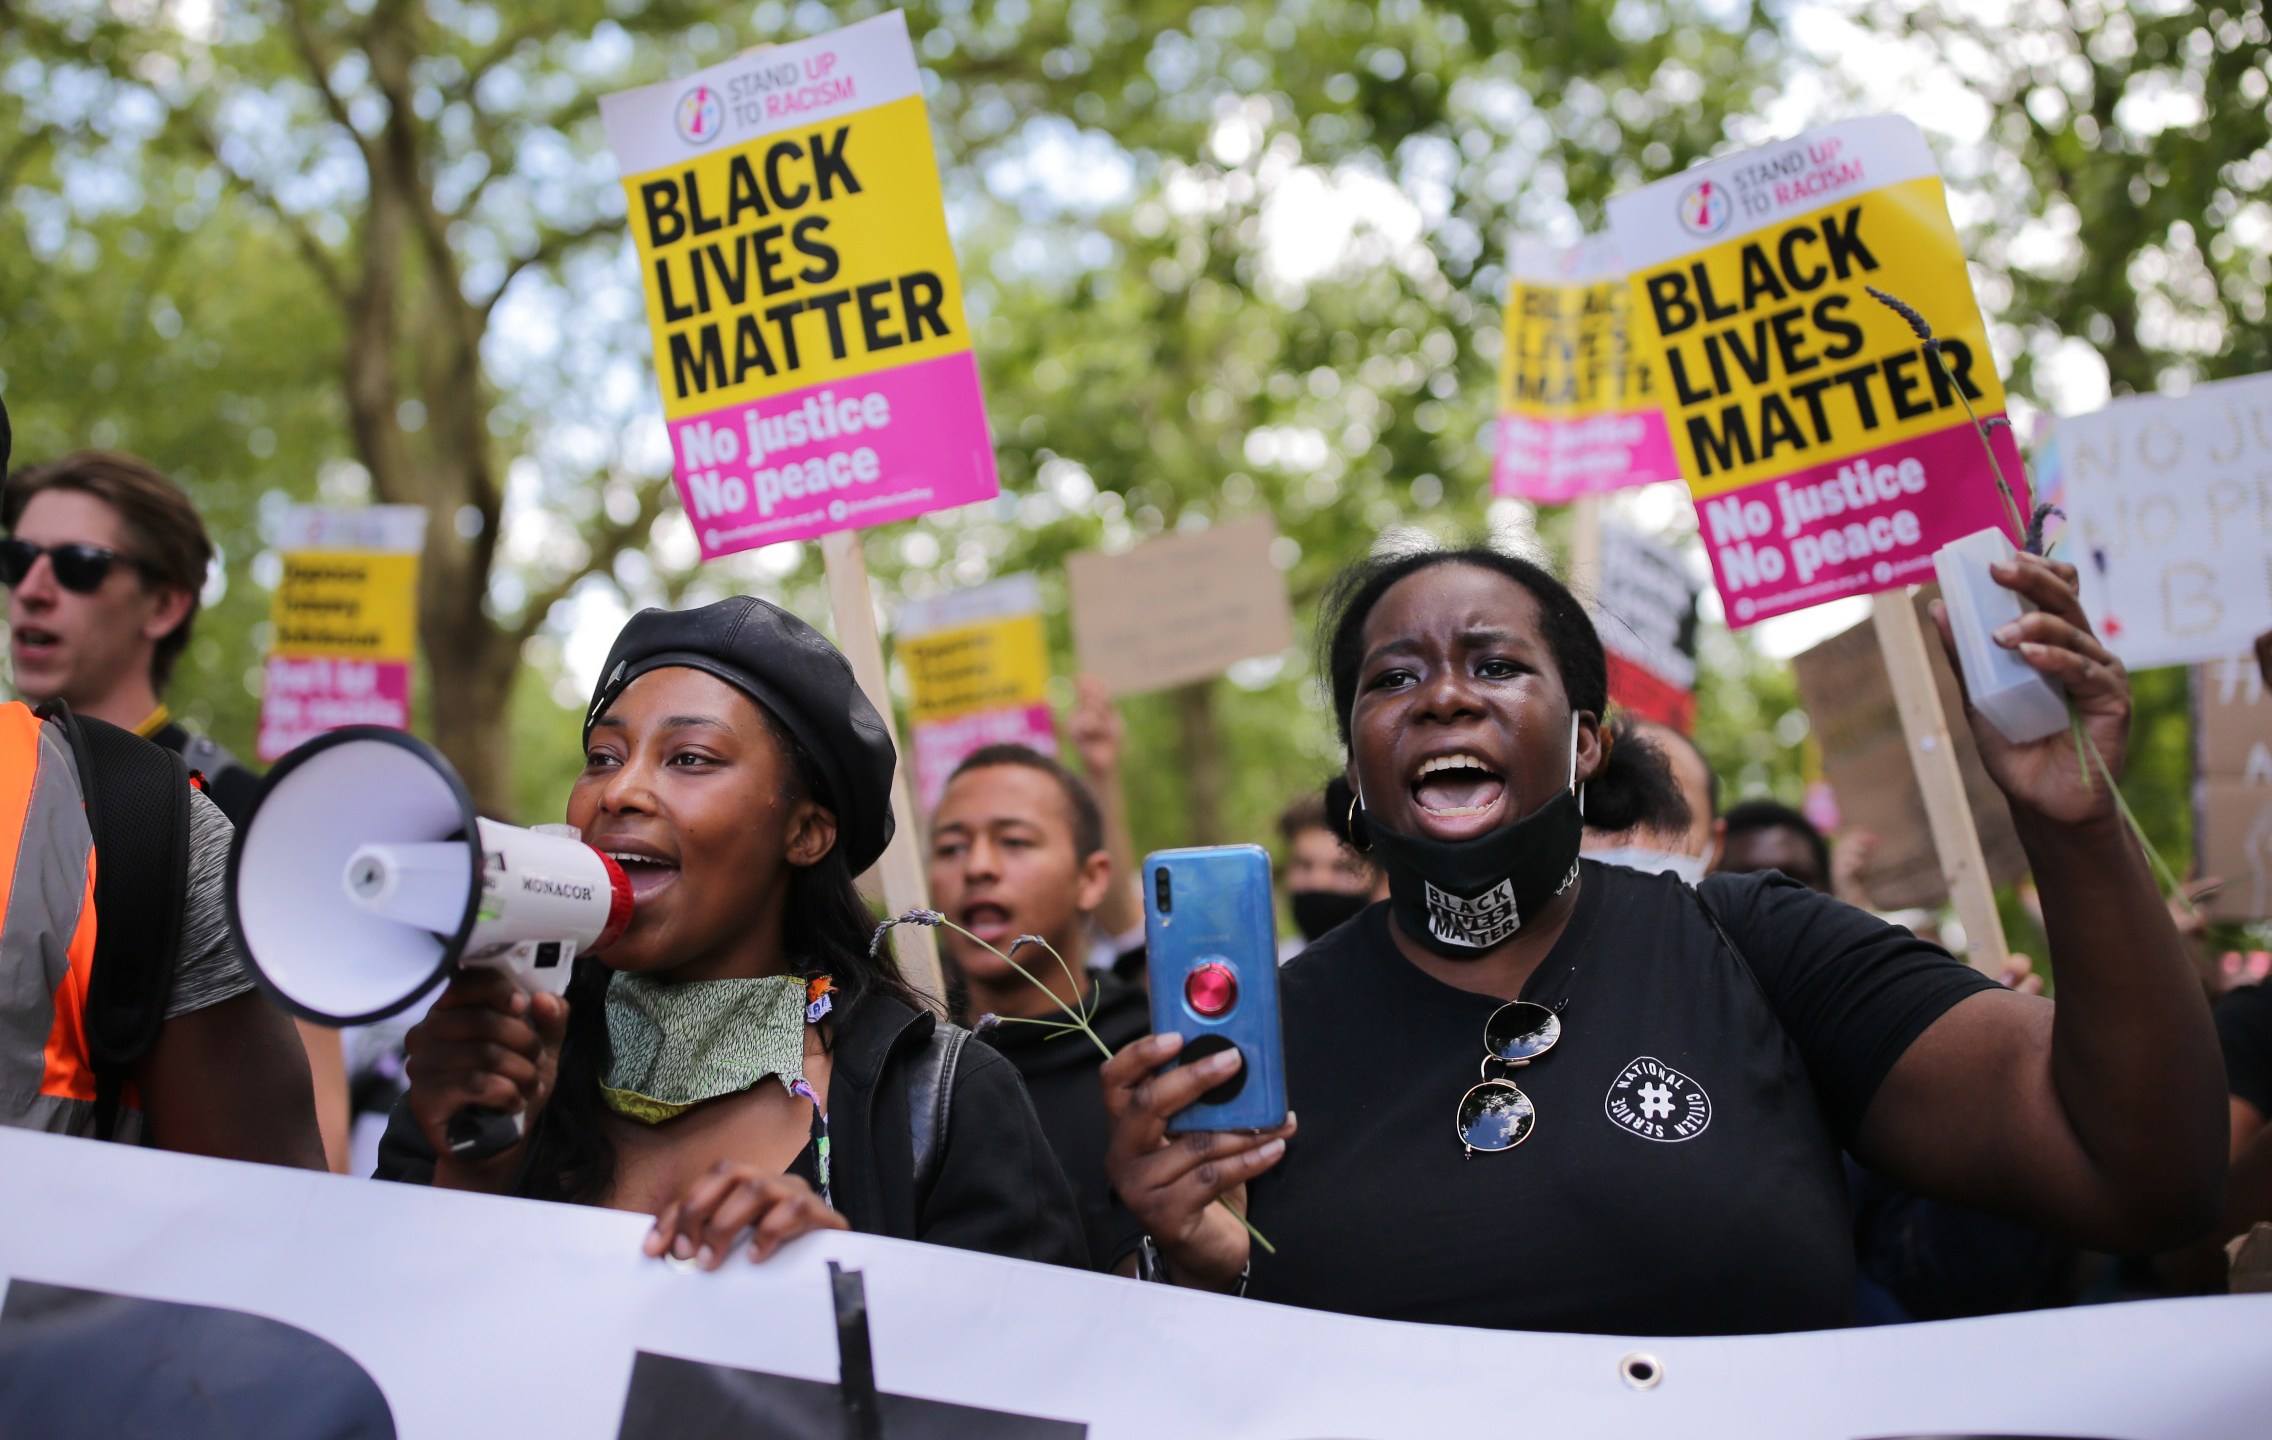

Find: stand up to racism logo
<box><xmin>674</xmin><ymin>85</ymin><xmax>723</xmax><ymax>145</ymax></box>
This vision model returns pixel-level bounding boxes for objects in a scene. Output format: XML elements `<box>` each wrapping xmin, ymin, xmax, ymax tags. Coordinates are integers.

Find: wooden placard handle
<box><xmin>1871</xmin><ymin>591</ymin><xmax>2009</xmax><ymax>975</ymax></box>
<box><xmin>821</xmin><ymin>530</ymin><xmax>946</xmax><ymax>1009</ymax></box>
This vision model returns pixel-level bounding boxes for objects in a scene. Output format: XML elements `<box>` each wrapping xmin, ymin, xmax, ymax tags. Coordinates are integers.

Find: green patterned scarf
<box><xmin>600</xmin><ymin>973</ymin><xmax>808</xmax><ymax>1124</ymax></box>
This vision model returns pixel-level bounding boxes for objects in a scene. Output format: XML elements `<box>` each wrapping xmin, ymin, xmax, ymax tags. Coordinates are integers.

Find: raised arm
<box><xmin>1853</xmin><ymin>554</ymin><xmax>2225</xmax><ymax>1251</ymax></box>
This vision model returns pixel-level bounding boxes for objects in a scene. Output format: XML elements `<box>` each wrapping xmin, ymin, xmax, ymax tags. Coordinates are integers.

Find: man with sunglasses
<box><xmin>3</xmin><ymin>450</ymin><xmax>261</xmax><ymax>825</ymax></box>
<box><xmin>0</xmin><ymin>405</ymin><xmax>323</xmax><ymax>1164</ymax></box>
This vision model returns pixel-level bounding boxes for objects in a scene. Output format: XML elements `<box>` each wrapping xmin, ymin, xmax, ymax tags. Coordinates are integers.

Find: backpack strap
<box><xmin>38</xmin><ymin>702</ymin><xmax>191</xmax><ymax>1142</ymax></box>
<box><xmin>906</xmin><ymin>1022</ymin><xmax>969</xmax><ymax>1201</ymax></box>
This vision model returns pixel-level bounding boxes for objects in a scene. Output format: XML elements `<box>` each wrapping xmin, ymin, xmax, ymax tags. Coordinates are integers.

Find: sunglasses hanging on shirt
<box><xmin>0</xmin><ymin>539</ymin><xmax>148</xmax><ymax>594</ymax></box>
<box><xmin>1455</xmin><ymin>998</ymin><xmax>1563</xmax><ymax>1156</ymax></box>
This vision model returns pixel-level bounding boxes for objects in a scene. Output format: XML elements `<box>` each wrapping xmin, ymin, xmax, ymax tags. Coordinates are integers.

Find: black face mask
<box><xmin>1357</xmin><ymin>719</ymin><xmax>1586</xmax><ymax>959</ymax></box>
<box><xmin>1290</xmin><ymin>888</ymin><xmax>1371</xmax><ymax>943</ymax></box>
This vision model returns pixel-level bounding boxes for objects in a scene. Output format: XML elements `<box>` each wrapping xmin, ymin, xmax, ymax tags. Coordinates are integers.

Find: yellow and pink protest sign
<box><xmin>256</xmin><ymin>506</ymin><xmax>426</xmax><ymax>761</ymax></box>
<box><xmin>1492</xmin><ymin>235</ymin><xmax>1678</xmax><ymax>502</ymax></box>
<box><xmin>897</xmin><ymin>576</ymin><xmax>1056</xmax><ymax>814</ymax></box>
<box><xmin>600</xmin><ymin>13</ymin><xmax>996</xmax><ymax>560</ymax></box>
<box><xmin>1608</xmin><ymin>116</ymin><xmax>2025</xmax><ymax>626</ymax></box>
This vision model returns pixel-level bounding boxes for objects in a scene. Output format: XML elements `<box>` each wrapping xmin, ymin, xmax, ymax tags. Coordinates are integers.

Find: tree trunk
<box><xmin>1173</xmin><ymin>679</ymin><xmax>1226</xmax><ymax>845</ymax></box>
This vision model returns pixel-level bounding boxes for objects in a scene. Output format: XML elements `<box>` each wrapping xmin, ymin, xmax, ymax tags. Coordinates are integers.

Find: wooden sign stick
<box><xmin>1871</xmin><ymin>591</ymin><xmax>2009</xmax><ymax>975</ymax></box>
<box><xmin>1569</xmin><ymin>494</ymin><xmax>1605</xmax><ymax>599</ymax></box>
<box><xmin>821</xmin><ymin>530</ymin><xmax>946</xmax><ymax>1008</ymax></box>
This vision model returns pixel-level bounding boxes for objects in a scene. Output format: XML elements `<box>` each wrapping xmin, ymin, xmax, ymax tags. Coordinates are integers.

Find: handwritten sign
<box><xmin>1594</xmin><ymin>521</ymin><xmax>1702</xmax><ymax>732</ymax></box>
<box><xmin>256</xmin><ymin>507</ymin><xmax>426</xmax><ymax>762</ymax></box>
<box><xmin>1609</xmin><ymin>116</ymin><xmax>2026</xmax><ymax>628</ymax></box>
<box><xmin>2059</xmin><ymin>373</ymin><xmax>2272</xmax><ymax>671</ymax></box>
<box><xmin>1492</xmin><ymin>236</ymin><xmax>1680</xmax><ymax>502</ymax></box>
<box><xmin>1065</xmin><ymin>515</ymin><xmax>1293</xmax><ymax>696</ymax></box>
<box><xmin>600</xmin><ymin>13</ymin><xmax>997</xmax><ymax>562</ymax></box>
<box><xmin>1790</xmin><ymin>592</ymin><xmax>2026</xmax><ymax>910</ymax></box>
<box><xmin>897</xmin><ymin>576</ymin><xmax>1056</xmax><ymax>813</ymax></box>
<box><xmin>2196</xmin><ymin>654</ymin><xmax>2272</xmax><ymax>921</ymax></box>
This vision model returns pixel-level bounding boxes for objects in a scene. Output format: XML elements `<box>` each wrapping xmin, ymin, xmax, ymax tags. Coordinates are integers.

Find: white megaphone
<box><xmin>227</xmin><ymin>726</ymin><xmax>631</xmax><ymax>1158</ymax></box>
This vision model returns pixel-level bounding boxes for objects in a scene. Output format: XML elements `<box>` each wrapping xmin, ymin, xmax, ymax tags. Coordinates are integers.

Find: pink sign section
<box><xmin>1493</xmin><ymin>409</ymin><xmax>1682</xmax><ymax>504</ymax></box>
<box><xmin>1701</xmin><ymin>421</ymin><xmax>2027</xmax><ymax>628</ymax></box>
<box><xmin>258</xmin><ymin>656</ymin><xmax>413</xmax><ymax>761</ymax></box>
<box><xmin>912</xmin><ymin>704</ymin><xmax>1057</xmax><ymax>815</ymax></box>
<box><xmin>669</xmin><ymin>350</ymin><xmax>997</xmax><ymax>562</ymax></box>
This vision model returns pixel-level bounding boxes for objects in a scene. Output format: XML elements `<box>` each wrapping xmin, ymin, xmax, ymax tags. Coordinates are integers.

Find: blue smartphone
<box><xmin>1143</xmin><ymin>845</ymin><xmax>1287</xmax><ymax>1134</ymax></box>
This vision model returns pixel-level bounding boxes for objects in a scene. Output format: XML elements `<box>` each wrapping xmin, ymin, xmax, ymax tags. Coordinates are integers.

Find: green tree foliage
<box><xmin>7</xmin><ymin>0</ymin><xmax>1783</xmax><ymax>852</ymax></box>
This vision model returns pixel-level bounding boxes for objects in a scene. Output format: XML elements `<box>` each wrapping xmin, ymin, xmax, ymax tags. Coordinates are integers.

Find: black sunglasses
<box><xmin>1455</xmin><ymin>999</ymin><xmax>1562</xmax><ymax>1157</ymax></box>
<box><xmin>0</xmin><ymin>539</ymin><xmax>148</xmax><ymax>594</ymax></box>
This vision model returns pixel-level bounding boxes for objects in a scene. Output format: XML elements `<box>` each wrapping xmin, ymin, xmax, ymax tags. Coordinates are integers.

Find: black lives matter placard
<box><xmin>601</xmin><ymin>13</ymin><xmax>997</xmax><ymax>560</ymax></box>
<box><xmin>1609</xmin><ymin>117</ymin><xmax>2026</xmax><ymax>626</ymax></box>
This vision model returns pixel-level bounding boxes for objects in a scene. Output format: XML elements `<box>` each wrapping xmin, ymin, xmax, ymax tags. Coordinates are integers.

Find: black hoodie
<box><xmin>377</xmin><ymin>992</ymin><xmax>1086</xmax><ymax>1269</ymax></box>
<box><xmin>972</xmin><ymin>972</ymin><xmax>1151</xmax><ymax>1269</ymax></box>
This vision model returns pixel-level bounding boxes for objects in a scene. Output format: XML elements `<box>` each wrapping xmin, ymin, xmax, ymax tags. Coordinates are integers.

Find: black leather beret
<box><xmin>583</xmin><ymin>597</ymin><xmax>897</xmax><ymax>874</ymax></box>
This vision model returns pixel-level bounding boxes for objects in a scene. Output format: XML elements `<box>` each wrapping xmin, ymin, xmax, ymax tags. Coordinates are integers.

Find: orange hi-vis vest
<box><xmin>0</xmin><ymin>700</ymin><xmax>143</xmax><ymax>1140</ymax></box>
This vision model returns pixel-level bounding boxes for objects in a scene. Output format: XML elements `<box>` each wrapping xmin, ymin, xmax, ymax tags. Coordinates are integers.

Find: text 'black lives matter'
<box><xmin>1643</xmin><ymin>205</ymin><xmax>1985</xmax><ymax>478</ymax></box>
<box><xmin>637</xmin><ymin>124</ymin><xmax>954</xmax><ymax>402</ymax></box>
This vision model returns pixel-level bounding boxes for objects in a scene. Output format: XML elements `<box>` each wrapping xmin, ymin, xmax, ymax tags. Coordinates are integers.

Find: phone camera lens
<box><xmin>1154</xmin><ymin>867</ymin><xmax>1172</xmax><ymax>914</ymax></box>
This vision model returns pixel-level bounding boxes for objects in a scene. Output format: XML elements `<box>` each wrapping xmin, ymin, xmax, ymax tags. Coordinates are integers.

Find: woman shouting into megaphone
<box><xmin>378</xmin><ymin>598</ymin><xmax>1085</xmax><ymax>1271</ymax></box>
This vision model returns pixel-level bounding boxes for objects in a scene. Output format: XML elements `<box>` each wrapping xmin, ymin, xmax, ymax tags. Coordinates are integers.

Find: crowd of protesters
<box><xmin>5</xmin><ymin>397</ymin><xmax>2271</xmax><ymax>1337</ymax></box>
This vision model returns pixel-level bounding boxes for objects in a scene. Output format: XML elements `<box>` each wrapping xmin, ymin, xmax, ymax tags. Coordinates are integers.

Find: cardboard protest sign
<box><xmin>2060</xmin><ymin>372</ymin><xmax>2272</xmax><ymax>671</ymax></box>
<box><xmin>256</xmin><ymin>506</ymin><xmax>426</xmax><ymax>762</ymax></box>
<box><xmin>897</xmin><ymin>575</ymin><xmax>1057</xmax><ymax>813</ymax></box>
<box><xmin>1065</xmin><ymin>515</ymin><xmax>1293</xmax><ymax>696</ymax></box>
<box><xmin>1593</xmin><ymin>520</ymin><xmax>1703</xmax><ymax>732</ymax></box>
<box><xmin>1608</xmin><ymin>116</ymin><xmax>2026</xmax><ymax>627</ymax></box>
<box><xmin>2195</xmin><ymin>654</ymin><xmax>2272</xmax><ymax>921</ymax></box>
<box><xmin>1790</xmin><ymin>592</ymin><xmax>2026</xmax><ymax>910</ymax></box>
<box><xmin>600</xmin><ymin>12</ymin><xmax>997</xmax><ymax>562</ymax></box>
<box><xmin>1492</xmin><ymin>236</ymin><xmax>1680</xmax><ymax>502</ymax></box>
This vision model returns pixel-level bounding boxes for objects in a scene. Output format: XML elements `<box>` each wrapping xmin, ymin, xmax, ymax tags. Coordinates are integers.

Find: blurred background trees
<box><xmin>1</xmin><ymin>0</ymin><xmax>2250</xmax><ymax>904</ymax></box>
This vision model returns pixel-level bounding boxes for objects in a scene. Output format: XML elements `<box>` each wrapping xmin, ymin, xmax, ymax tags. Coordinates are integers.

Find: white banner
<box><xmin>0</xmin><ymin>1128</ymin><xmax>2267</xmax><ymax>1438</ymax></box>
<box><xmin>2058</xmin><ymin>372</ymin><xmax>2272</xmax><ymax>671</ymax></box>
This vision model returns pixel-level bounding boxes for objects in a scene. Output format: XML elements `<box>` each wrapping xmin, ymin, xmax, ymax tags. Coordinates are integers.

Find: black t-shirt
<box><xmin>2216</xmin><ymin>982</ymin><xmax>2272</xmax><ymax>1117</ymax></box>
<box><xmin>974</xmin><ymin>973</ymin><xmax>1150</xmax><ymax>1269</ymax></box>
<box><xmin>1244</xmin><ymin>861</ymin><xmax>1997</xmax><ymax>1336</ymax></box>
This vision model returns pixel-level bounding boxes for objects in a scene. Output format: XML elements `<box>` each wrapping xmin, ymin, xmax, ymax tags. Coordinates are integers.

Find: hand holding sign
<box><xmin>1929</xmin><ymin>552</ymin><xmax>2130</xmax><ymax>827</ymax></box>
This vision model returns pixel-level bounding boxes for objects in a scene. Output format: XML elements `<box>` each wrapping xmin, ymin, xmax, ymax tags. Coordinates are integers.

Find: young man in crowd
<box><xmin>4</xmin><ymin>451</ymin><xmax>261</xmax><ymax>824</ymax></box>
<box><xmin>0</xmin><ymin>405</ymin><xmax>321</xmax><ymax>1166</ymax></box>
<box><xmin>928</xmin><ymin>744</ymin><xmax>1148</xmax><ymax>1269</ymax></box>
<box><xmin>5</xmin><ymin>447</ymin><xmax>350</xmax><ymax>1169</ymax></box>
<box><xmin>1718</xmin><ymin>799</ymin><xmax>1833</xmax><ymax>893</ymax></box>
<box><xmin>1276</xmin><ymin>791</ymin><xmax>1385</xmax><ymax>959</ymax></box>
<box><xmin>1579</xmin><ymin>717</ymin><xmax>1722</xmax><ymax>883</ymax></box>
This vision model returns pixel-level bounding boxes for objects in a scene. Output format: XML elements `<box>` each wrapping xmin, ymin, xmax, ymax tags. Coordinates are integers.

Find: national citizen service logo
<box><xmin>675</xmin><ymin>84</ymin><xmax>724</xmax><ymax>145</ymax></box>
<box><xmin>1676</xmin><ymin>178</ymin><xmax>1730</xmax><ymax>236</ymax></box>
<box><xmin>1605</xmin><ymin>1055</ymin><xmax>1711</xmax><ymax>1142</ymax></box>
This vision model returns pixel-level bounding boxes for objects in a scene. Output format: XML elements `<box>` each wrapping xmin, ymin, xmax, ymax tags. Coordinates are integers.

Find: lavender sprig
<box><xmin>1866</xmin><ymin>285</ymin><xmax>2028</xmax><ymax>545</ymax></box>
<box><xmin>883</xmin><ymin>908</ymin><xmax>1276</xmax><ymax>1253</ymax></box>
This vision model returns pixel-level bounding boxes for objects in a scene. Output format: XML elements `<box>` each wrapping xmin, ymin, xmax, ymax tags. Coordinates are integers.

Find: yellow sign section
<box><xmin>624</xmin><ymin>96</ymin><xmax>968</xmax><ymax>419</ymax></box>
<box><xmin>1627</xmin><ymin>175</ymin><xmax>2007</xmax><ymax>500</ymax></box>
<box><xmin>269</xmin><ymin>552</ymin><xmax>420</xmax><ymax>659</ymax></box>
<box><xmin>1499</xmin><ymin>279</ymin><xmax>1652</xmax><ymax>418</ymax></box>
<box><xmin>900</xmin><ymin>613</ymin><xmax>1050</xmax><ymax>725</ymax></box>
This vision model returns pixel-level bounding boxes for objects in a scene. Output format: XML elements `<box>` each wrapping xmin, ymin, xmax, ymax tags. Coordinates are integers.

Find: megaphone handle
<box><xmin>445</xmin><ymin>1104</ymin><xmax>526</xmax><ymax>1160</ymax></box>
